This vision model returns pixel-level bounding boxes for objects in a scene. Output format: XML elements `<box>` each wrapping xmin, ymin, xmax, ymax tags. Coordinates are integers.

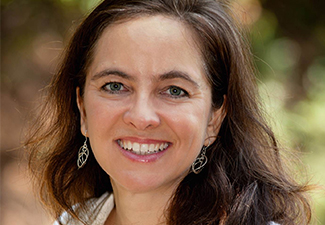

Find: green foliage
<box><xmin>59</xmin><ymin>0</ymin><xmax>102</xmax><ymax>13</ymax></box>
<box><xmin>253</xmin><ymin>8</ymin><xmax>325</xmax><ymax>223</ymax></box>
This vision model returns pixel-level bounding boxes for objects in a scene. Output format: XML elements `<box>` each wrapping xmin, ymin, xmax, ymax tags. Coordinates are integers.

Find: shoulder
<box><xmin>53</xmin><ymin>192</ymin><xmax>114</xmax><ymax>225</ymax></box>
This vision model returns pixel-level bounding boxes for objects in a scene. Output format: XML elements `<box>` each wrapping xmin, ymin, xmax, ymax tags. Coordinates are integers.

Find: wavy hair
<box><xmin>26</xmin><ymin>0</ymin><xmax>312</xmax><ymax>224</ymax></box>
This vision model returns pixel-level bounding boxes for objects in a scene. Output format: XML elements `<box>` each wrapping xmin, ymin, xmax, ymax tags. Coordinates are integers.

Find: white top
<box><xmin>54</xmin><ymin>192</ymin><xmax>280</xmax><ymax>225</ymax></box>
<box><xmin>53</xmin><ymin>192</ymin><xmax>114</xmax><ymax>225</ymax></box>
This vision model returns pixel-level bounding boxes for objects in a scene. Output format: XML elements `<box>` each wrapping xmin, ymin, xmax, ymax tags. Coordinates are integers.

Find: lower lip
<box><xmin>116</xmin><ymin>142</ymin><xmax>169</xmax><ymax>163</ymax></box>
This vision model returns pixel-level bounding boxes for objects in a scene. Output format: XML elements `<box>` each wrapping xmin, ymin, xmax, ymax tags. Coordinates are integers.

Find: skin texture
<box><xmin>77</xmin><ymin>15</ymin><xmax>224</xmax><ymax>224</ymax></box>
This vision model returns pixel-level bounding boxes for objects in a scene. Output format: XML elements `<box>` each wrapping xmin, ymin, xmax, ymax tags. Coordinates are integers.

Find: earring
<box><xmin>191</xmin><ymin>144</ymin><xmax>209</xmax><ymax>174</ymax></box>
<box><xmin>77</xmin><ymin>135</ymin><xmax>89</xmax><ymax>169</ymax></box>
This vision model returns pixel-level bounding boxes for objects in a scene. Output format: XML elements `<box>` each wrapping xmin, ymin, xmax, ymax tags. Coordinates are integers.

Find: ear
<box><xmin>76</xmin><ymin>87</ymin><xmax>87</xmax><ymax>136</ymax></box>
<box><xmin>205</xmin><ymin>95</ymin><xmax>226</xmax><ymax>146</ymax></box>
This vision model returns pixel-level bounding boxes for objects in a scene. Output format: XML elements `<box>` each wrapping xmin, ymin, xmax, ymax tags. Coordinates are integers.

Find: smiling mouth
<box><xmin>117</xmin><ymin>139</ymin><xmax>169</xmax><ymax>155</ymax></box>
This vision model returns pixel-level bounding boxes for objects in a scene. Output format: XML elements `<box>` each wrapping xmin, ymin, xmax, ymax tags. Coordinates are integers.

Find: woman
<box><xmin>26</xmin><ymin>0</ymin><xmax>312</xmax><ymax>224</ymax></box>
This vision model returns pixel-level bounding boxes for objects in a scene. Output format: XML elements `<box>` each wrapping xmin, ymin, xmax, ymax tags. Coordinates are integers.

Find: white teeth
<box><xmin>133</xmin><ymin>143</ymin><xmax>140</xmax><ymax>152</ymax></box>
<box><xmin>140</xmin><ymin>144</ymin><xmax>148</xmax><ymax>155</ymax></box>
<box><xmin>149</xmin><ymin>144</ymin><xmax>155</xmax><ymax>152</ymax></box>
<box><xmin>118</xmin><ymin>140</ymin><xmax>169</xmax><ymax>155</ymax></box>
<box><xmin>127</xmin><ymin>141</ymin><xmax>132</xmax><ymax>150</ymax></box>
<box><xmin>159</xmin><ymin>143</ymin><xmax>164</xmax><ymax>151</ymax></box>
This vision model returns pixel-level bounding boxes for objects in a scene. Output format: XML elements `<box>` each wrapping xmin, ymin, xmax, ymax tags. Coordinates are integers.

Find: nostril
<box><xmin>126</xmin><ymin>115</ymin><xmax>160</xmax><ymax>130</ymax></box>
<box><xmin>123</xmin><ymin>104</ymin><xmax>160</xmax><ymax>130</ymax></box>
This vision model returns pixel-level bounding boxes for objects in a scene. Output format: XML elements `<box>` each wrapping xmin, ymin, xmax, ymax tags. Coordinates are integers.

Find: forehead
<box><xmin>88</xmin><ymin>15</ymin><xmax>207</xmax><ymax>84</ymax></box>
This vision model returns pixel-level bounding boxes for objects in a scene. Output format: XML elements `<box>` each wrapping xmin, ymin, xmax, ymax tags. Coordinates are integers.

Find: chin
<box><xmin>110</xmin><ymin>170</ymin><xmax>185</xmax><ymax>194</ymax></box>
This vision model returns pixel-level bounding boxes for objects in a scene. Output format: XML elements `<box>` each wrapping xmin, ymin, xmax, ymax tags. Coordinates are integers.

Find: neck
<box><xmin>106</xmin><ymin>182</ymin><xmax>178</xmax><ymax>225</ymax></box>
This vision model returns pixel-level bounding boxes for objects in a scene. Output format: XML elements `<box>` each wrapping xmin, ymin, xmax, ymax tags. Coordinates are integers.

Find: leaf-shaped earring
<box><xmin>191</xmin><ymin>144</ymin><xmax>209</xmax><ymax>174</ymax></box>
<box><xmin>77</xmin><ymin>135</ymin><xmax>89</xmax><ymax>169</ymax></box>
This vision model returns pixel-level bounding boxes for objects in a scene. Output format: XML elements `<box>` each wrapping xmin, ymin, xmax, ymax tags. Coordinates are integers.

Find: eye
<box><xmin>164</xmin><ymin>86</ymin><xmax>189</xmax><ymax>98</ymax></box>
<box><xmin>102</xmin><ymin>82</ymin><xmax>127</xmax><ymax>93</ymax></box>
<box><xmin>108</xmin><ymin>82</ymin><xmax>122</xmax><ymax>91</ymax></box>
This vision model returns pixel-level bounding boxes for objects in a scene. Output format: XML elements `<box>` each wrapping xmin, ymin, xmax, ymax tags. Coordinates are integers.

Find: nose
<box><xmin>123</xmin><ymin>95</ymin><xmax>160</xmax><ymax>130</ymax></box>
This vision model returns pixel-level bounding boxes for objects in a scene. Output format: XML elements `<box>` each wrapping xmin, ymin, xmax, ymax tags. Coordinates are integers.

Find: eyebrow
<box><xmin>91</xmin><ymin>69</ymin><xmax>135</xmax><ymax>81</ymax></box>
<box><xmin>158</xmin><ymin>70</ymin><xmax>200</xmax><ymax>88</ymax></box>
<box><xmin>91</xmin><ymin>69</ymin><xmax>200</xmax><ymax>88</ymax></box>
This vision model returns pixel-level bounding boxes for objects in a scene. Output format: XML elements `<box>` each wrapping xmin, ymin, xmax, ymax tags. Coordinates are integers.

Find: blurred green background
<box><xmin>1</xmin><ymin>0</ymin><xmax>324</xmax><ymax>224</ymax></box>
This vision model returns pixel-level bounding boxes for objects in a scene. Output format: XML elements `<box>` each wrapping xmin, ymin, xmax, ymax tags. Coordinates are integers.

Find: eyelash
<box><xmin>101</xmin><ymin>82</ymin><xmax>128</xmax><ymax>94</ymax></box>
<box><xmin>162</xmin><ymin>86</ymin><xmax>189</xmax><ymax>98</ymax></box>
<box><xmin>101</xmin><ymin>82</ymin><xmax>189</xmax><ymax>98</ymax></box>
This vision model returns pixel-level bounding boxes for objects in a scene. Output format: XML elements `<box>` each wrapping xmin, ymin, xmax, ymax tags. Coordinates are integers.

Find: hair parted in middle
<box><xmin>26</xmin><ymin>0</ymin><xmax>311</xmax><ymax>224</ymax></box>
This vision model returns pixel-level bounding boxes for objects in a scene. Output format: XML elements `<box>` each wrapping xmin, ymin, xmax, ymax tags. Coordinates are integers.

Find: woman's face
<box><xmin>77</xmin><ymin>15</ymin><xmax>224</xmax><ymax>193</ymax></box>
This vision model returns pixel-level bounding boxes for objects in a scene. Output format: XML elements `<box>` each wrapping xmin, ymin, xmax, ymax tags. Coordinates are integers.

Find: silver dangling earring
<box><xmin>191</xmin><ymin>142</ymin><xmax>209</xmax><ymax>174</ymax></box>
<box><xmin>77</xmin><ymin>134</ymin><xmax>89</xmax><ymax>169</ymax></box>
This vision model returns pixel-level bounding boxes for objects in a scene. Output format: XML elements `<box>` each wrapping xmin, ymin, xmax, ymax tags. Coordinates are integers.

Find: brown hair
<box><xmin>26</xmin><ymin>0</ymin><xmax>312</xmax><ymax>224</ymax></box>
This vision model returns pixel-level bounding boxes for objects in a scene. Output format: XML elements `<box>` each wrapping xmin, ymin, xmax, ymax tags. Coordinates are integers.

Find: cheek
<box><xmin>161</xmin><ymin>102</ymin><xmax>210</xmax><ymax>145</ymax></box>
<box><xmin>173</xmin><ymin>114</ymin><xmax>204</xmax><ymax>137</ymax></box>
<box><xmin>162</xmin><ymin>109</ymin><xmax>208</xmax><ymax>175</ymax></box>
<box><xmin>84</xmin><ymin>96</ymin><xmax>124</xmax><ymax>135</ymax></box>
